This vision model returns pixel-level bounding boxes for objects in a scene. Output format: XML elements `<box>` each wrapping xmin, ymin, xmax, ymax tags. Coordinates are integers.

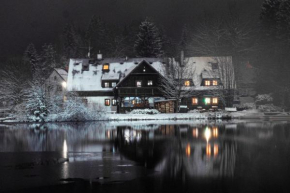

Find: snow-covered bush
<box><xmin>129</xmin><ymin>109</ymin><xmax>160</xmax><ymax>115</ymax></box>
<box><xmin>235</xmin><ymin>103</ymin><xmax>256</xmax><ymax>110</ymax></box>
<box><xmin>258</xmin><ymin>104</ymin><xmax>282</xmax><ymax>112</ymax></box>
<box><xmin>255</xmin><ymin>94</ymin><xmax>273</xmax><ymax>103</ymax></box>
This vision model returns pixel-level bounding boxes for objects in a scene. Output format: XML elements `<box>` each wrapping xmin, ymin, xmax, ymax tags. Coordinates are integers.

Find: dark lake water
<box><xmin>0</xmin><ymin>120</ymin><xmax>290</xmax><ymax>193</ymax></box>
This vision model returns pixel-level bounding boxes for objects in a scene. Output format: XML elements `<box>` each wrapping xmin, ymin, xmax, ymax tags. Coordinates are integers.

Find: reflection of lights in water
<box><xmin>213</xmin><ymin>127</ymin><xmax>218</xmax><ymax>138</ymax></box>
<box><xmin>63</xmin><ymin>139</ymin><xmax>68</xmax><ymax>159</ymax></box>
<box><xmin>136</xmin><ymin>132</ymin><xmax>142</xmax><ymax>141</ymax></box>
<box><xmin>214</xmin><ymin>144</ymin><xmax>219</xmax><ymax>157</ymax></box>
<box><xmin>192</xmin><ymin>128</ymin><xmax>198</xmax><ymax>138</ymax></box>
<box><xmin>206</xmin><ymin>144</ymin><xmax>211</xmax><ymax>157</ymax></box>
<box><xmin>186</xmin><ymin>143</ymin><xmax>191</xmax><ymax>157</ymax></box>
<box><xmin>106</xmin><ymin>130</ymin><xmax>111</xmax><ymax>139</ymax></box>
<box><xmin>124</xmin><ymin>129</ymin><xmax>130</xmax><ymax>142</ymax></box>
<box><xmin>204</xmin><ymin>127</ymin><xmax>211</xmax><ymax>142</ymax></box>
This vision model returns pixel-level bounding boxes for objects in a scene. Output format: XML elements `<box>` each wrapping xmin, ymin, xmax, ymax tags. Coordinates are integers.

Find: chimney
<box><xmin>180</xmin><ymin>50</ymin><xmax>184</xmax><ymax>67</ymax></box>
<box><xmin>97</xmin><ymin>50</ymin><xmax>102</xmax><ymax>60</ymax></box>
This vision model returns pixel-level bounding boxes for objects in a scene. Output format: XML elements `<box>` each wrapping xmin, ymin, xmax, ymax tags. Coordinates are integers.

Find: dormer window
<box><xmin>102</xmin><ymin>64</ymin><xmax>109</xmax><ymax>71</ymax></box>
<box><xmin>205</xmin><ymin>80</ymin><xmax>211</xmax><ymax>86</ymax></box>
<box><xmin>184</xmin><ymin>80</ymin><xmax>190</xmax><ymax>86</ymax></box>
<box><xmin>212</xmin><ymin>80</ymin><xmax>218</xmax><ymax>86</ymax></box>
<box><xmin>104</xmin><ymin>82</ymin><xmax>109</xmax><ymax>88</ymax></box>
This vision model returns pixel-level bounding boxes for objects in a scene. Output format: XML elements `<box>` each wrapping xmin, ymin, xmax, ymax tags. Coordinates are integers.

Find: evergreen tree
<box><xmin>23</xmin><ymin>43</ymin><xmax>40</xmax><ymax>75</ymax></box>
<box><xmin>134</xmin><ymin>18</ymin><xmax>163</xmax><ymax>57</ymax></box>
<box><xmin>63</xmin><ymin>23</ymin><xmax>82</xmax><ymax>59</ymax></box>
<box><xmin>41</xmin><ymin>44</ymin><xmax>57</xmax><ymax>69</ymax></box>
<box><xmin>85</xmin><ymin>15</ymin><xmax>107</xmax><ymax>56</ymax></box>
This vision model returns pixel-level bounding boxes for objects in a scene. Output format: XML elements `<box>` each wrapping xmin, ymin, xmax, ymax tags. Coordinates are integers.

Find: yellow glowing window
<box><xmin>132</xmin><ymin>100</ymin><xmax>135</xmax><ymax>104</ymax></box>
<box><xmin>105</xmin><ymin>99</ymin><xmax>110</xmax><ymax>106</ymax></box>
<box><xmin>103</xmin><ymin>64</ymin><xmax>109</xmax><ymax>70</ymax></box>
<box><xmin>204</xmin><ymin>97</ymin><xmax>211</xmax><ymax>105</ymax></box>
<box><xmin>212</xmin><ymin>80</ymin><xmax>218</xmax><ymax>86</ymax></box>
<box><xmin>184</xmin><ymin>80</ymin><xmax>190</xmax><ymax>86</ymax></box>
<box><xmin>192</xmin><ymin>97</ymin><xmax>198</xmax><ymax>105</ymax></box>
<box><xmin>205</xmin><ymin>80</ymin><xmax>211</xmax><ymax>86</ymax></box>
<box><xmin>212</xmin><ymin>97</ymin><xmax>218</xmax><ymax>104</ymax></box>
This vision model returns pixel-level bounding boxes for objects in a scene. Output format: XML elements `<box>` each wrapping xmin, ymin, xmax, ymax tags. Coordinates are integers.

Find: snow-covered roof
<box><xmin>67</xmin><ymin>58</ymin><xmax>165</xmax><ymax>92</ymax></box>
<box><xmin>67</xmin><ymin>56</ymin><xmax>233</xmax><ymax>92</ymax></box>
<box><xmin>54</xmin><ymin>68</ymin><xmax>68</xmax><ymax>81</ymax></box>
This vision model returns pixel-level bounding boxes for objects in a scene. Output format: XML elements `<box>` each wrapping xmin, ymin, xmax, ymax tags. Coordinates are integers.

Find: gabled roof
<box><xmin>54</xmin><ymin>68</ymin><xmax>68</xmax><ymax>81</ymax></box>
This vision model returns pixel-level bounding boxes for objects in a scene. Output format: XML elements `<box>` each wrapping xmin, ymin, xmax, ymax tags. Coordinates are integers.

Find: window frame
<box><xmin>192</xmin><ymin>97</ymin><xmax>198</xmax><ymax>105</ymax></box>
<box><xmin>212</xmin><ymin>97</ymin><xmax>218</xmax><ymax>104</ymax></box>
<box><xmin>205</xmin><ymin>80</ymin><xmax>211</xmax><ymax>86</ymax></box>
<box><xmin>104</xmin><ymin>82</ymin><xmax>110</xmax><ymax>88</ymax></box>
<box><xmin>212</xmin><ymin>80</ymin><xmax>218</xmax><ymax>86</ymax></box>
<box><xmin>136</xmin><ymin>80</ymin><xmax>142</xmax><ymax>87</ymax></box>
<box><xmin>102</xmin><ymin>64</ymin><xmax>109</xmax><ymax>70</ymax></box>
<box><xmin>105</xmin><ymin>99</ymin><xmax>110</xmax><ymax>106</ymax></box>
<box><xmin>147</xmin><ymin>80</ymin><xmax>153</xmax><ymax>86</ymax></box>
<box><xmin>112</xmin><ymin>99</ymin><xmax>117</xmax><ymax>106</ymax></box>
<box><xmin>184</xmin><ymin>80</ymin><xmax>190</xmax><ymax>87</ymax></box>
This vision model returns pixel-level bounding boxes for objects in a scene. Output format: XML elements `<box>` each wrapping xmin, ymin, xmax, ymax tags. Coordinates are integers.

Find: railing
<box><xmin>118</xmin><ymin>87</ymin><xmax>162</xmax><ymax>96</ymax></box>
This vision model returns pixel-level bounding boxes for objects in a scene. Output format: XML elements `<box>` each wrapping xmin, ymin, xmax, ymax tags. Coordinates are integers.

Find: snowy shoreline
<box><xmin>0</xmin><ymin>110</ymin><xmax>274</xmax><ymax>123</ymax></box>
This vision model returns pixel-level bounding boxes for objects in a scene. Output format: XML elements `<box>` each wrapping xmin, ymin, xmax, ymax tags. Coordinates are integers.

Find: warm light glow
<box><xmin>62</xmin><ymin>81</ymin><xmax>67</xmax><ymax>88</ymax></box>
<box><xmin>103</xmin><ymin>64</ymin><xmax>109</xmax><ymax>70</ymax></box>
<box><xmin>192</xmin><ymin>97</ymin><xmax>198</xmax><ymax>105</ymax></box>
<box><xmin>212</xmin><ymin>97</ymin><xmax>218</xmax><ymax>104</ymax></box>
<box><xmin>205</xmin><ymin>80</ymin><xmax>211</xmax><ymax>86</ymax></box>
<box><xmin>186</xmin><ymin>143</ymin><xmax>191</xmax><ymax>157</ymax></box>
<box><xmin>204</xmin><ymin>127</ymin><xmax>211</xmax><ymax>142</ymax></box>
<box><xmin>204</xmin><ymin>98</ymin><xmax>211</xmax><ymax>105</ymax></box>
<box><xmin>184</xmin><ymin>80</ymin><xmax>190</xmax><ymax>86</ymax></box>
<box><xmin>63</xmin><ymin>139</ymin><xmax>68</xmax><ymax>159</ymax></box>
<box><xmin>106</xmin><ymin>130</ymin><xmax>111</xmax><ymax>139</ymax></box>
<box><xmin>214</xmin><ymin>144</ymin><xmax>219</xmax><ymax>157</ymax></box>
<box><xmin>206</xmin><ymin>144</ymin><xmax>211</xmax><ymax>157</ymax></box>
<box><xmin>212</xmin><ymin>127</ymin><xmax>218</xmax><ymax>138</ymax></box>
<box><xmin>105</xmin><ymin>99</ymin><xmax>110</xmax><ymax>106</ymax></box>
<box><xmin>192</xmin><ymin>128</ymin><xmax>199</xmax><ymax>138</ymax></box>
<box><xmin>212</xmin><ymin>80</ymin><xmax>218</xmax><ymax>86</ymax></box>
<box><xmin>132</xmin><ymin>100</ymin><xmax>135</xmax><ymax>104</ymax></box>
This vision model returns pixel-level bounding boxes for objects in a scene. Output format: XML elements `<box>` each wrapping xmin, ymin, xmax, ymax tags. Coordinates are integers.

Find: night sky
<box><xmin>0</xmin><ymin>0</ymin><xmax>263</xmax><ymax>62</ymax></box>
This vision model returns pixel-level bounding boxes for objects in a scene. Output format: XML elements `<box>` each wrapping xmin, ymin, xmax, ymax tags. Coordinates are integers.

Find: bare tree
<box><xmin>158</xmin><ymin>58</ymin><xmax>198</xmax><ymax>112</ymax></box>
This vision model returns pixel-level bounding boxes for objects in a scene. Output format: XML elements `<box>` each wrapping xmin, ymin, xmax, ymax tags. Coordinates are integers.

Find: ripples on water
<box><xmin>0</xmin><ymin>121</ymin><xmax>290</xmax><ymax>192</ymax></box>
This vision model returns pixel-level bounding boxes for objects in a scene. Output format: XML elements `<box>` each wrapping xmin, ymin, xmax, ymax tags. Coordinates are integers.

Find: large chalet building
<box><xmin>66</xmin><ymin>55</ymin><xmax>234</xmax><ymax>113</ymax></box>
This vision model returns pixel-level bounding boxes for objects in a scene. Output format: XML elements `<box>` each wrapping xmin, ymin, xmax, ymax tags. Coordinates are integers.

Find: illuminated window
<box><xmin>205</xmin><ymin>80</ymin><xmax>211</xmax><ymax>86</ymax></box>
<box><xmin>147</xmin><ymin>80</ymin><xmax>153</xmax><ymax>86</ymax></box>
<box><xmin>112</xmin><ymin>99</ymin><xmax>117</xmax><ymax>106</ymax></box>
<box><xmin>104</xmin><ymin>82</ymin><xmax>109</xmax><ymax>88</ymax></box>
<box><xmin>112</xmin><ymin>82</ymin><xmax>116</xmax><ymax>87</ymax></box>
<box><xmin>192</xmin><ymin>97</ymin><xmax>198</xmax><ymax>105</ymax></box>
<box><xmin>204</xmin><ymin>97</ymin><xmax>211</xmax><ymax>105</ymax></box>
<box><xmin>212</xmin><ymin>97</ymin><xmax>218</xmax><ymax>104</ymax></box>
<box><xmin>136</xmin><ymin>80</ymin><xmax>142</xmax><ymax>87</ymax></box>
<box><xmin>105</xmin><ymin>99</ymin><xmax>110</xmax><ymax>106</ymax></box>
<box><xmin>212</xmin><ymin>80</ymin><xmax>218</xmax><ymax>86</ymax></box>
<box><xmin>184</xmin><ymin>80</ymin><xmax>190</xmax><ymax>86</ymax></box>
<box><xmin>132</xmin><ymin>100</ymin><xmax>135</xmax><ymax>104</ymax></box>
<box><xmin>103</xmin><ymin>64</ymin><xmax>109</xmax><ymax>70</ymax></box>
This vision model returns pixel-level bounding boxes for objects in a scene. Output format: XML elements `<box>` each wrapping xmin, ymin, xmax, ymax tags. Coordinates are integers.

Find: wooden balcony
<box><xmin>118</xmin><ymin>87</ymin><xmax>162</xmax><ymax>97</ymax></box>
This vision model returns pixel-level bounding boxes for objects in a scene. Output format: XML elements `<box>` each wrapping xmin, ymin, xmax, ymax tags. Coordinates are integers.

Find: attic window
<box><xmin>105</xmin><ymin>99</ymin><xmax>110</xmax><ymax>106</ymax></box>
<box><xmin>104</xmin><ymin>82</ymin><xmax>109</xmax><ymax>88</ymax></box>
<box><xmin>184</xmin><ymin>80</ymin><xmax>190</xmax><ymax>86</ymax></box>
<box><xmin>211</xmin><ymin>63</ymin><xmax>218</xmax><ymax>70</ymax></box>
<box><xmin>112</xmin><ymin>82</ymin><xmax>117</xmax><ymax>87</ymax></box>
<box><xmin>147</xmin><ymin>80</ymin><xmax>153</xmax><ymax>86</ymax></box>
<box><xmin>205</xmin><ymin>80</ymin><xmax>211</xmax><ymax>86</ymax></box>
<box><xmin>213</xmin><ymin>80</ymin><xmax>218</xmax><ymax>86</ymax></box>
<box><xmin>74</xmin><ymin>63</ymin><xmax>80</xmax><ymax>66</ymax></box>
<box><xmin>136</xmin><ymin>80</ymin><xmax>142</xmax><ymax>87</ymax></box>
<box><xmin>103</xmin><ymin>64</ymin><xmax>109</xmax><ymax>71</ymax></box>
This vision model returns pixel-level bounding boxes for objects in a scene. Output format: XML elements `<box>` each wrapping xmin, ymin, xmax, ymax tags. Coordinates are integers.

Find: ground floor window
<box><xmin>112</xmin><ymin>99</ymin><xmax>117</xmax><ymax>106</ymax></box>
<box><xmin>212</xmin><ymin>97</ymin><xmax>218</xmax><ymax>104</ymax></box>
<box><xmin>105</xmin><ymin>99</ymin><xmax>110</xmax><ymax>106</ymax></box>
<box><xmin>192</xmin><ymin>97</ymin><xmax>198</xmax><ymax>105</ymax></box>
<box><xmin>204</xmin><ymin>97</ymin><xmax>211</xmax><ymax>105</ymax></box>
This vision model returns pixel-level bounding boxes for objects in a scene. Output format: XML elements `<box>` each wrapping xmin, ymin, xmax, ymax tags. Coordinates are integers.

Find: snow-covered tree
<box><xmin>41</xmin><ymin>44</ymin><xmax>57</xmax><ymax>69</ymax></box>
<box><xmin>134</xmin><ymin>18</ymin><xmax>163</xmax><ymax>57</ymax></box>
<box><xmin>24</xmin><ymin>82</ymin><xmax>49</xmax><ymax>122</ymax></box>
<box><xmin>23</xmin><ymin>43</ymin><xmax>41</xmax><ymax>75</ymax></box>
<box><xmin>0</xmin><ymin>59</ymin><xmax>31</xmax><ymax>109</ymax></box>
